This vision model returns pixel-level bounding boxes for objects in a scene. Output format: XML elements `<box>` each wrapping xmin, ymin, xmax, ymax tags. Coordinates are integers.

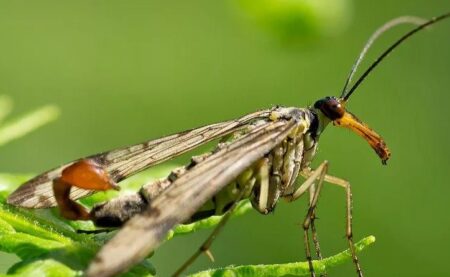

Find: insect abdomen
<box><xmin>90</xmin><ymin>194</ymin><xmax>148</xmax><ymax>227</ymax></box>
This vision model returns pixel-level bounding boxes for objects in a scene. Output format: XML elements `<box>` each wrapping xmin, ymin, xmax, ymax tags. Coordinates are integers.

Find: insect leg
<box><xmin>343</xmin><ymin>181</ymin><xmax>363</xmax><ymax>277</ymax></box>
<box><xmin>302</xmin><ymin>169</ymin><xmax>364</xmax><ymax>277</ymax></box>
<box><xmin>330</xmin><ymin>178</ymin><xmax>363</xmax><ymax>277</ymax></box>
<box><xmin>303</xmin><ymin>161</ymin><xmax>328</xmax><ymax>277</ymax></box>
<box><xmin>283</xmin><ymin>161</ymin><xmax>327</xmax><ymax>203</ymax></box>
<box><xmin>172</xmin><ymin>157</ymin><xmax>269</xmax><ymax>277</ymax></box>
<box><xmin>308</xmin><ymin>184</ymin><xmax>326</xmax><ymax>277</ymax></box>
<box><xmin>256</xmin><ymin>157</ymin><xmax>270</xmax><ymax>213</ymax></box>
<box><xmin>172</xmin><ymin>178</ymin><xmax>254</xmax><ymax>277</ymax></box>
<box><xmin>282</xmin><ymin>161</ymin><xmax>328</xmax><ymax>277</ymax></box>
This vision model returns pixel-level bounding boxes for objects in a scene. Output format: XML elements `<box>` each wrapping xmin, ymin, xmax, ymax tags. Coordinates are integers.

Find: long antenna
<box><xmin>343</xmin><ymin>12</ymin><xmax>450</xmax><ymax>101</ymax></box>
<box><xmin>340</xmin><ymin>16</ymin><xmax>426</xmax><ymax>98</ymax></box>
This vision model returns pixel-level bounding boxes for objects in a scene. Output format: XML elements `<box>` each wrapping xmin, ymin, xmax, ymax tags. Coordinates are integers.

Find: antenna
<box><xmin>340</xmin><ymin>16</ymin><xmax>426</xmax><ymax>98</ymax></box>
<box><xmin>342</xmin><ymin>12</ymin><xmax>450</xmax><ymax>101</ymax></box>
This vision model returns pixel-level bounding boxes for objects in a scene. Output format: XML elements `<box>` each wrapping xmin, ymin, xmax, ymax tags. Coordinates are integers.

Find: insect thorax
<box><xmin>90</xmin><ymin>107</ymin><xmax>319</xmax><ymax>226</ymax></box>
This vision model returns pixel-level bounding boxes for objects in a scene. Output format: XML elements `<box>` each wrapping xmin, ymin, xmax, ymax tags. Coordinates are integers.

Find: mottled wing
<box><xmin>7</xmin><ymin>110</ymin><xmax>272</xmax><ymax>208</ymax></box>
<box><xmin>86</xmin><ymin>118</ymin><xmax>299</xmax><ymax>277</ymax></box>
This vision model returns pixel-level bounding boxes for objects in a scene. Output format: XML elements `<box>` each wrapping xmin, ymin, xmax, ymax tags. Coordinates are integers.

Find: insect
<box><xmin>7</xmin><ymin>12</ymin><xmax>449</xmax><ymax>277</ymax></box>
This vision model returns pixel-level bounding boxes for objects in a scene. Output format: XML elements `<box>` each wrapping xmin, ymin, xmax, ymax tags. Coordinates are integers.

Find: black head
<box><xmin>313</xmin><ymin>96</ymin><xmax>345</xmax><ymax>121</ymax></box>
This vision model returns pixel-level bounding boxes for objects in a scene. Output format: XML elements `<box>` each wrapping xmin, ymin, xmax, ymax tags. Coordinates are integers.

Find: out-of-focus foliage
<box><xmin>236</xmin><ymin>0</ymin><xmax>352</xmax><ymax>42</ymax></box>
<box><xmin>0</xmin><ymin>96</ymin><xmax>59</xmax><ymax>147</ymax></box>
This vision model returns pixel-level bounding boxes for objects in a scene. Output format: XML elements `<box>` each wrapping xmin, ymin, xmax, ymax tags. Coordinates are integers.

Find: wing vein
<box><xmin>86</xmin><ymin>119</ymin><xmax>299</xmax><ymax>277</ymax></box>
<box><xmin>7</xmin><ymin>110</ymin><xmax>271</xmax><ymax>208</ymax></box>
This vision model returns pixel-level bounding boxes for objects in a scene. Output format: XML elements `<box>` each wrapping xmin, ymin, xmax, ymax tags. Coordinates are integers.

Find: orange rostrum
<box><xmin>334</xmin><ymin>110</ymin><xmax>391</xmax><ymax>164</ymax></box>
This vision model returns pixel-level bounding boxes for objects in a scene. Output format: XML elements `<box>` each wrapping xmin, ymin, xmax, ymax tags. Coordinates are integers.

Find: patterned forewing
<box><xmin>7</xmin><ymin>110</ymin><xmax>271</xmax><ymax>208</ymax></box>
<box><xmin>86</xmin><ymin>119</ymin><xmax>299</xmax><ymax>277</ymax></box>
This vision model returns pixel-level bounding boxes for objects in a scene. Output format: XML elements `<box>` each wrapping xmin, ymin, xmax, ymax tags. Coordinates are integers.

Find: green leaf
<box><xmin>0</xmin><ymin>218</ymin><xmax>15</xmax><ymax>234</ymax></box>
<box><xmin>6</xmin><ymin>259</ymin><xmax>78</xmax><ymax>277</ymax></box>
<box><xmin>0</xmin><ymin>232</ymin><xmax>66</xmax><ymax>260</ymax></box>
<box><xmin>0</xmin><ymin>202</ymin><xmax>81</xmax><ymax>243</ymax></box>
<box><xmin>167</xmin><ymin>200</ymin><xmax>253</xmax><ymax>240</ymax></box>
<box><xmin>189</xmin><ymin>236</ymin><xmax>376</xmax><ymax>277</ymax></box>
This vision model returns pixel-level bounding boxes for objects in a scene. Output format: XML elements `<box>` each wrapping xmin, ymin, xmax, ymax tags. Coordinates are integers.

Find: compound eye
<box><xmin>322</xmin><ymin>98</ymin><xmax>345</xmax><ymax>120</ymax></box>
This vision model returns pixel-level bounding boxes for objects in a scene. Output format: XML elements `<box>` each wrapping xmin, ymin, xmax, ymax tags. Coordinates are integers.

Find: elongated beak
<box><xmin>334</xmin><ymin>111</ymin><xmax>391</xmax><ymax>164</ymax></box>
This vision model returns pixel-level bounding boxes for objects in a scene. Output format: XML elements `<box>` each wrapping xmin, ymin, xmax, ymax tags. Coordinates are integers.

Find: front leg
<box><xmin>308</xmin><ymin>183</ymin><xmax>326</xmax><ymax>276</ymax></box>
<box><xmin>300</xmin><ymin>166</ymin><xmax>364</xmax><ymax>277</ymax></box>
<box><xmin>283</xmin><ymin>160</ymin><xmax>329</xmax><ymax>277</ymax></box>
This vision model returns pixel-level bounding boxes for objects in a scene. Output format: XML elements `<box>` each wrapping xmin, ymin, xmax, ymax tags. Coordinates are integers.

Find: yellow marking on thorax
<box><xmin>269</xmin><ymin>110</ymin><xmax>281</xmax><ymax>121</ymax></box>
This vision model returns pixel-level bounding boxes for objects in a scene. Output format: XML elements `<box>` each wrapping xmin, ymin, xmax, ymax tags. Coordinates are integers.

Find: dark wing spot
<box><xmin>38</xmin><ymin>195</ymin><xmax>53</xmax><ymax>207</ymax></box>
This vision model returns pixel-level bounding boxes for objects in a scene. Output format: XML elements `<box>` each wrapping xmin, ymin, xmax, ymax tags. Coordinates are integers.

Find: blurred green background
<box><xmin>0</xmin><ymin>0</ymin><xmax>449</xmax><ymax>276</ymax></box>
